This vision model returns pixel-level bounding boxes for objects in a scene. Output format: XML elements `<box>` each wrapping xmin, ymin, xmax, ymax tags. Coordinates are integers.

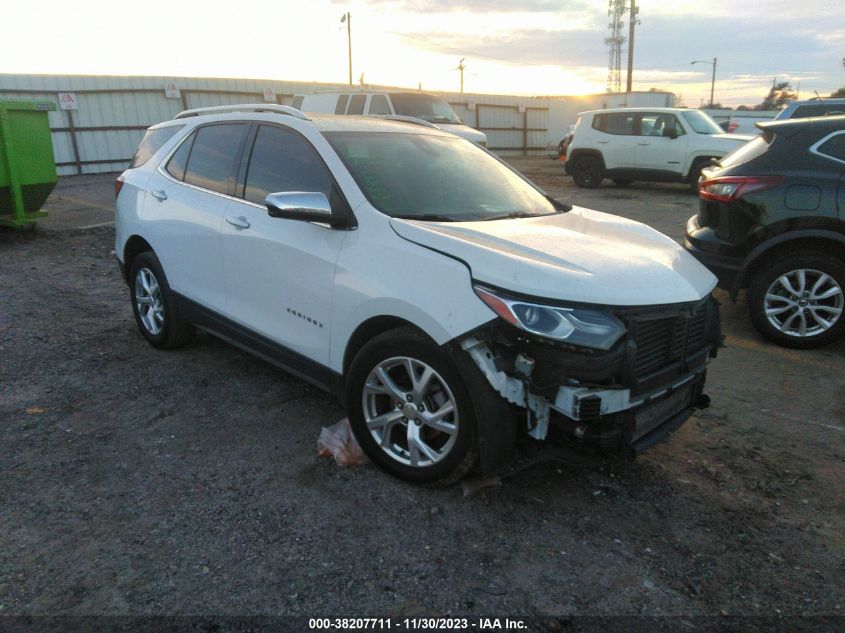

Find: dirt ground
<box><xmin>1</xmin><ymin>159</ymin><xmax>843</xmax><ymax>625</ymax></box>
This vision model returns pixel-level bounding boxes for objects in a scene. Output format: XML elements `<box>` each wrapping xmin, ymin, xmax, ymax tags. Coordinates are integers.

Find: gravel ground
<box><xmin>1</xmin><ymin>160</ymin><xmax>843</xmax><ymax>623</ymax></box>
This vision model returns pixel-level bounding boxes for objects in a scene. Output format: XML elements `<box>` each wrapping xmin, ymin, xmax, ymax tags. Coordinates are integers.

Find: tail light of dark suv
<box><xmin>699</xmin><ymin>175</ymin><xmax>784</xmax><ymax>203</ymax></box>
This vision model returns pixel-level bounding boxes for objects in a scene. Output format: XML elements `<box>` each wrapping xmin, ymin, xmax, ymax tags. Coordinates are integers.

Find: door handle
<box><xmin>637</xmin><ymin>142</ymin><xmax>651</xmax><ymax>146</ymax></box>
<box><xmin>151</xmin><ymin>189</ymin><xmax>168</xmax><ymax>201</ymax></box>
<box><xmin>225</xmin><ymin>215</ymin><xmax>251</xmax><ymax>229</ymax></box>
<box><xmin>597</xmin><ymin>140</ymin><xmax>609</xmax><ymax>144</ymax></box>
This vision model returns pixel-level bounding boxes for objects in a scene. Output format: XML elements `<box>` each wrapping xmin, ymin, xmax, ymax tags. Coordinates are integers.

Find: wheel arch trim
<box><xmin>732</xmin><ymin>229</ymin><xmax>845</xmax><ymax>299</ymax></box>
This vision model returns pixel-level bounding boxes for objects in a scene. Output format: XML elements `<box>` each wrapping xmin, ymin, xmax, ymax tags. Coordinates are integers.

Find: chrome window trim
<box><xmin>154</xmin><ymin>122</ymin><xmax>344</xmax><ymax>228</ymax></box>
<box><xmin>809</xmin><ymin>130</ymin><xmax>845</xmax><ymax>166</ymax></box>
<box><xmin>156</xmin><ymin>122</ymin><xmax>253</xmax><ymax>204</ymax></box>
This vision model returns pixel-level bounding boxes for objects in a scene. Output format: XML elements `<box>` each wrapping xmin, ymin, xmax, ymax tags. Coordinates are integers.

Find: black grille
<box><xmin>628</xmin><ymin>300</ymin><xmax>713</xmax><ymax>390</ymax></box>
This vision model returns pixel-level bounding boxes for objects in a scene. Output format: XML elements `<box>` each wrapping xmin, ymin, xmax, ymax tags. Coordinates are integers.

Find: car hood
<box><xmin>390</xmin><ymin>207</ymin><xmax>717</xmax><ymax>306</ymax></box>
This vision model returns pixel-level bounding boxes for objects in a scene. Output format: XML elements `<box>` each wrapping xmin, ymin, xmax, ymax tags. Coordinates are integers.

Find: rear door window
<box><xmin>183</xmin><ymin>124</ymin><xmax>248</xmax><ymax>195</ymax></box>
<box><xmin>131</xmin><ymin>125</ymin><xmax>184</xmax><ymax>168</ymax></box>
<box><xmin>347</xmin><ymin>94</ymin><xmax>366</xmax><ymax>115</ymax></box>
<box><xmin>335</xmin><ymin>94</ymin><xmax>350</xmax><ymax>114</ymax></box>
<box><xmin>242</xmin><ymin>125</ymin><xmax>334</xmax><ymax>205</ymax></box>
<box><xmin>368</xmin><ymin>95</ymin><xmax>391</xmax><ymax>115</ymax></box>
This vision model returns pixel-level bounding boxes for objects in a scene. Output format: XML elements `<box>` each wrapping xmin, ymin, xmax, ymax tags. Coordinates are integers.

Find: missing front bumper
<box><xmin>551</xmin><ymin>372</ymin><xmax>709</xmax><ymax>456</ymax></box>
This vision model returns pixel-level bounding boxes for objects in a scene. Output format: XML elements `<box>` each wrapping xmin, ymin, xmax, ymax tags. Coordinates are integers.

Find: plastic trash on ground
<box><xmin>317</xmin><ymin>418</ymin><xmax>369</xmax><ymax>466</ymax></box>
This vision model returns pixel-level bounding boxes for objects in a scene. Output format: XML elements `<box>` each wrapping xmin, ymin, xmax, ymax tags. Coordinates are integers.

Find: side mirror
<box><xmin>663</xmin><ymin>128</ymin><xmax>678</xmax><ymax>139</ymax></box>
<box><xmin>266</xmin><ymin>191</ymin><xmax>335</xmax><ymax>224</ymax></box>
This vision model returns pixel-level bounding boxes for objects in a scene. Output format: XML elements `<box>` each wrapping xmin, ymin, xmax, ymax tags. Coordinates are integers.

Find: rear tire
<box><xmin>747</xmin><ymin>252</ymin><xmax>845</xmax><ymax>349</ymax></box>
<box><xmin>571</xmin><ymin>155</ymin><xmax>604</xmax><ymax>188</ymax></box>
<box><xmin>345</xmin><ymin>327</ymin><xmax>480</xmax><ymax>485</ymax></box>
<box><xmin>129</xmin><ymin>251</ymin><xmax>195</xmax><ymax>350</ymax></box>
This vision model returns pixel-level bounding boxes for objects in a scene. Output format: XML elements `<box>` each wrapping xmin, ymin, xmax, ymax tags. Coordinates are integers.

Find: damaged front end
<box><xmin>461</xmin><ymin>286</ymin><xmax>721</xmax><ymax>457</ymax></box>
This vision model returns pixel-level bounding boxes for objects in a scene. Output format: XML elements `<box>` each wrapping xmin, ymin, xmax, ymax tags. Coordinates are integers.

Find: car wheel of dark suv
<box><xmin>747</xmin><ymin>252</ymin><xmax>845</xmax><ymax>349</ymax></box>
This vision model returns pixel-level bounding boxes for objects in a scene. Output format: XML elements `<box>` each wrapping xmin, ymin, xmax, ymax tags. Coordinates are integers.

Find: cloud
<box><xmin>398</xmin><ymin>29</ymin><xmax>606</xmax><ymax>68</ymax></box>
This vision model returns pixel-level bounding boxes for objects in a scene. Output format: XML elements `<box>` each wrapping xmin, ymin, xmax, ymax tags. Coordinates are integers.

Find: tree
<box><xmin>832</xmin><ymin>87</ymin><xmax>845</xmax><ymax>97</ymax></box>
<box><xmin>756</xmin><ymin>82</ymin><xmax>797</xmax><ymax>110</ymax></box>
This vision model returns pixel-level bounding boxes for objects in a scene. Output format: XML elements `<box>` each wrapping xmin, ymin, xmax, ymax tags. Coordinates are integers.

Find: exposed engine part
<box><xmin>513</xmin><ymin>353</ymin><xmax>535</xmax><ymax>379</ymax></box>
<box><xmin>461</xmin><ymin>336</ymin><xmax>551</xmax><ymax>439</ymax></box>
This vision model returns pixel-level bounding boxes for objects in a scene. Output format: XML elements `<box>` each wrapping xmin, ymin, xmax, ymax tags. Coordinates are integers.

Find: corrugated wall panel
<box><xmin>0</xmin><ymin>74</ymin><xmax>673</xmax><ymax>172</ymax></box>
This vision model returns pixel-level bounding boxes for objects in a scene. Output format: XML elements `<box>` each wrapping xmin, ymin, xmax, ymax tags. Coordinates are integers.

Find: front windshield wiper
<box><xmin>480</xmin><ymin>211</ymin><xmax>545</xmax><ymax>221</ymax></box>
<box><xmin>393</xmin><ymin>213</ymin><xmax>457</xmax><ymax>222</ymax></box>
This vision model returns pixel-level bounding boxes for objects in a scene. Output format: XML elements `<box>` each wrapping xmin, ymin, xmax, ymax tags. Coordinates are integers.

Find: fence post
<box><xmin>66</xmin><ymin>109</ymin><xmax>83</xmax><ymax>175</ymax></box>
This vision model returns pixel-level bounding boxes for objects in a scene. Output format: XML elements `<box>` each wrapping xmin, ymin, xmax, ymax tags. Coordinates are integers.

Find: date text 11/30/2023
<box><xmin>308</xmin><ymin>617</ymin><xmax>528</xmax><ymax>630</ymax></box>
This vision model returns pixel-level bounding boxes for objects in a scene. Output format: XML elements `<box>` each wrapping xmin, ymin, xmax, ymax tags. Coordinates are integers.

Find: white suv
<box><xmin>565</xmin><ymin>107</ymin><xmax>753</xmax><ymax>190</ymax></box>
<box><xmin>116</xmin><ymin>104</ymin><xmax>722</xmax><ymax>484</ymax></box>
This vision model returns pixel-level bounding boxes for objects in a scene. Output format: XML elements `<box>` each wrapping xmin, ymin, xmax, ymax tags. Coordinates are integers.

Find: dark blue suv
<box><xmin>685</xmin><ymin>115</ymin><xmax>845</xmax><ymax>348</ymax></box>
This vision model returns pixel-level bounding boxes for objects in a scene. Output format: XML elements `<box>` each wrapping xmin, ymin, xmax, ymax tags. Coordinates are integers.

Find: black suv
<box><xmin>684</xmin><ymin>115</ymin><xmax>845</xmax><ymax>348</ymax></box>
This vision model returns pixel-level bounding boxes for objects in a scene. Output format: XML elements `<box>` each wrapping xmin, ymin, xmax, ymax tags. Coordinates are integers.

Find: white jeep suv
<box><xmin>116</xmin><ymin>104</ymin><xmax>722</xmax><ymax>484</ymax></box>
<box><xmin>565</xmin><ymin>107</ymin><xmax>753</xmax><ymax>190</ymax></box>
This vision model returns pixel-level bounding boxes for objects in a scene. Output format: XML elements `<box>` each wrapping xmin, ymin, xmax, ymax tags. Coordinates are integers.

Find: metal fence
<box><xmin>0</xmin><ymin>74</ymin><xmax>676</xmax><ymax>175</ymax></box>
<box><xmin>0</xmin><ymin>75</ymin><xmax>558</xmax><ymax>175</ymax></box>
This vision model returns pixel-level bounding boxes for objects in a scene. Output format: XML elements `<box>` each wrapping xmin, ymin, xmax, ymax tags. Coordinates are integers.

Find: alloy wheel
<box><xmin>134</xmin><ymin>267</ymin><xmax>165</xmax><ymax>336</ymax></box>
<box><xmin>362</xmin><ymin>356</ymin><xmax>459</xmax><ymax>467</ymax></box>
<box><xmin>764</xmin><ymin>268</ymin><xmax>844</xmax><ymax>338</ymax></box>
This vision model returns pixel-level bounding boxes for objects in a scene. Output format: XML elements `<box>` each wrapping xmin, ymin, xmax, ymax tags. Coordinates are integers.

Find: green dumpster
<box><xmin>0</xmin><ymin>100</ymin><xmax>57</xmax><ymax>229</ymax></box>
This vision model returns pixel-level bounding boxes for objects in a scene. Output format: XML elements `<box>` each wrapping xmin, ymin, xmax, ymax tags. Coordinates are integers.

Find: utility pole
<box><xmin>691</xmin><ymin>57</ymin><xmax>717</xmax><ymax>107</ymax></box>
<box><xmin>709</xmin><ymin>57</ymin><xmax>716</xmax><ymax>107</ymax></box>
<box><xmin>340</xmin><ymin>12</ymin><xmax>352</xmax><ymax>87</ymax></box>
<box><xmin>626</xmin><ymin>0</ymin><xmax>638</xmax><ymax>93</ymax></box>
<box><xmin>457</xmin><ymin>58</ymin><xmax>466</xmax><ymax>94</ymax></box>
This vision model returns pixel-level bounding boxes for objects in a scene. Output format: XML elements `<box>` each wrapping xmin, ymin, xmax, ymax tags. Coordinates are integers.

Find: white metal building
<box><xmin>0</xmin><ymin>73</ymin><xmax>675</xmax><ymax>175</ymax></box>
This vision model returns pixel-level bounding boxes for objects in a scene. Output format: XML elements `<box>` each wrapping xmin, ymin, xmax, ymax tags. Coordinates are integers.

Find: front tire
<box><xmin>345</xmin><ymin>328</ymin><xmax>479</xmax><ymax>485</ymax></box>
<box><xmin>688</xmin><ymin>159</ymin><xmax>709</xmax><ymax>193</ymax></box>
<box><xmin>129</xmin><ymin>251</ymin><xmax>195</xmax><ymax>350</ymax></box>
<box><xmin>747</xmin><ymin>253</ymin><xmax>845</xmax><ymax>349</ymax></box>
<box><xmin>571</xmin><ymin>155</ymin><xmax>604</xmax><ymax>188</ymax></box>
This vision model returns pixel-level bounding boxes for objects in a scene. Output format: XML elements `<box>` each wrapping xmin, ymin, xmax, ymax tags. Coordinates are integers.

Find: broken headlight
<box><xmin>474</xmin><ymin>285</ymin><xmax>626</xmax><ymax>351</ymax></box>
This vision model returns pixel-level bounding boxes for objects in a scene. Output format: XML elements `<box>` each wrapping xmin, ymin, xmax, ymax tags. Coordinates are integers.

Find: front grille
<box><xmin>626</xmin><ymin>299</ymin><xmax>715</xmax><ymax>393</ymax></box>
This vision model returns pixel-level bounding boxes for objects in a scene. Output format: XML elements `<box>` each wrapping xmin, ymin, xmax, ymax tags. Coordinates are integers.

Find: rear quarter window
<box><xmin>815</xmin><ymin>132</ymin><xmax>845</xmax><ymax>163</ymax></box>
<box><xmin>335</xmin><ymin>94</ymin><xmax>350</xmax><ymax>114</ymax></box>
<box><xmin>131</xmin><ymin>125</ymin><xmax>184</xmax><ymax>168</ymax></box>
<box><xmin>592</xmin><ymin>112</ymin><xmax>634</xmax><ymax>135</ymax></box>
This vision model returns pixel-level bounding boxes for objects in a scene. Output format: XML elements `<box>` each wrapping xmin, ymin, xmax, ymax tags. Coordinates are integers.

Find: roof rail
<box><xmin>365</xmin><ymin>114</ymin><xmax>440</xmax><ymax>129</ymax></box>
<box><xmin>174</xmin><ymin>103</ymin><xmax>311</xmax><ymax>121</ymax></box>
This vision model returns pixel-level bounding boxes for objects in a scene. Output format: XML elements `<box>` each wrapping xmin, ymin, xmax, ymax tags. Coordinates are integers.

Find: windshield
<box><xmin>324</xmin><ymin>132</ymin><xmax>559</xmax><ymax>222</ymax></box>
<box><xmin>389</xmin><ymin>93</ymin><xmax>462</xmax><ymax>124</ymax></box>
<box><xmin>681</xmin><ymin>110</ymin><xmax>725</xmax><ymax>135</ymax></box>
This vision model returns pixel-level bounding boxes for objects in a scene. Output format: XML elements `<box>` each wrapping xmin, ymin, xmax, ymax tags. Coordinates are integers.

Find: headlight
<box><xmin>474</xmin><ymin>285</ymin><xmax>626</xmax><ymax>351</ymax></box>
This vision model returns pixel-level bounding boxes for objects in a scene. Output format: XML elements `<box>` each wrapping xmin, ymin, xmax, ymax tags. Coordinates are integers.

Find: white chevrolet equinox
<box><xmin>115</xmin><ymin>104</ymin><xmax>722</xmax><ymax>484</ymax></box>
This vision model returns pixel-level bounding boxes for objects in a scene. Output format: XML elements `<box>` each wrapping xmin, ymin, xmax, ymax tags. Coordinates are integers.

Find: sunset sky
<box><xmin>3</xmin><ymin>0</ymin><xmax>843</xmax><ymax>106</ymax></box>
